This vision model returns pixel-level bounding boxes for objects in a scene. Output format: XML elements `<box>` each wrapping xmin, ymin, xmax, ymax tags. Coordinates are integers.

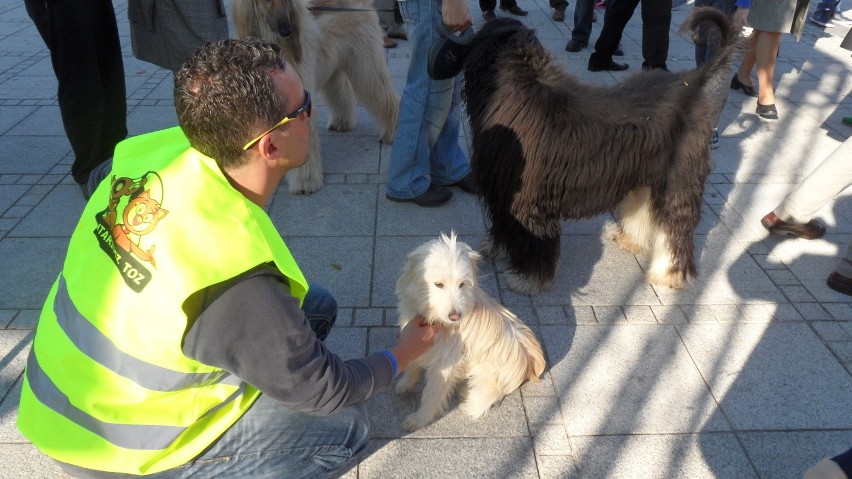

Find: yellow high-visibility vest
<box><xmin>18</xmin><ymin>127</ymin><xmax>308</xmax><ymax>475</ymax></box>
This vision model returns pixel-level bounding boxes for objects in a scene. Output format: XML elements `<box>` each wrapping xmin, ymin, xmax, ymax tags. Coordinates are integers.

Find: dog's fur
<box><xmin>395</xmin><ymin>233</ymin><xmax>546</xmax><ymax>431</ymax></box>
<box><xmin>232</xmin><ymin>0</ymin><xmax>399</xmax><ymax>194</ymax></box>
<box><xmin>461</xmin><ymin>9</ymin><xmax>739</xmax><ymax>295</ymax></box>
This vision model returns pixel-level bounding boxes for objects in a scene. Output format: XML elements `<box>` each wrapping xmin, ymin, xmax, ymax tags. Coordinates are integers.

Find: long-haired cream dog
<box><xmin>461</xmin><ymin>9</ymin><xmax>739</xmax><ymax>295</ymax></box>
<box><xmin>395</xmin><ymin>233</ymin><xmax>546</xmax><ymax>431</ymax></box>
<box><xmin>232</xmin><ymin>0</ymin><xmax>399</xmax><ymax>194</ymax></box>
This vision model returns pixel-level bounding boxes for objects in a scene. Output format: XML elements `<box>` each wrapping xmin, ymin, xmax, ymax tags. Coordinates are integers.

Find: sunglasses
<box><xmin>242</xmin><ymin>90</ymin><xmax>312</xmax><ymax>151</ymax></box>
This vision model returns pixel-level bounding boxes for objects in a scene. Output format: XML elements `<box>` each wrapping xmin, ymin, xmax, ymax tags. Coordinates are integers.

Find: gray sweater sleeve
<box><xmin>182</xmin><ymin>265</ymin><xmax>394</xmax><ymax>415</ymax></box>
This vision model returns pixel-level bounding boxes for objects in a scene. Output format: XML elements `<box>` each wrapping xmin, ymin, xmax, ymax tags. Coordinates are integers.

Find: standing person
<box><xmin>24</xmin><ymin>0</ymin><xmax>127</xmax><ymax>199</ymax></box>
<box><xmin>480</xmin><ymin>0</ymin><xmax>528</xmax><ymax>20</ymax></box>
<box><xmin>760</xmin><ymin>135</ymin><xmax>852</xmax><ymax>294</ymax></box>
<box><xmin>586</xmin><ymin>0</ymin><xmax>673</xmax><ymax>72</ymax></box>
<box><xmin>694</xmin><ymin>0</ymin><xmax>738</xmax><ymax>148</ymax></box>
<box><xmin>386</xmin><ymin>0</ymin><xmax>477</xmax><ymax>206</ymax></box>
<box><xmin>731</xmin><ymin>0</ymin><xmax>812</xmax><ymax>120</ymax></box>
<box><xmin>17</xmin><ymin>39</ymin><xmax>441</xmax><ymax>478</ymax></box>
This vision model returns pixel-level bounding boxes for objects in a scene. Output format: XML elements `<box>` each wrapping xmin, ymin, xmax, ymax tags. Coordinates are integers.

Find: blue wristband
<box><xmin>380</xmin><ymin>350</ymin><xmax>398</xmax><ymax>377</ymax></box>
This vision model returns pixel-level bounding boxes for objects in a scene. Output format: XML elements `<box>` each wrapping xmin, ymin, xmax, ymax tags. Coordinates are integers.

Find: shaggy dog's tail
<box><xmin>517</xmin><ymin>325</ymin><xmax>546</xmax><ymax>381</ymax></box>
<box><xmin>680</xmin><ymin>7</ymin><xmax>741</xmax><ymax>99</ymax></box>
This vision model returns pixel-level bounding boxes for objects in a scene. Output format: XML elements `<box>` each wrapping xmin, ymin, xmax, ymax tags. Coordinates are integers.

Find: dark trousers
<box><xmin>480</xmin><ymin>0</ymin><xmax>518</xmax><ymax>12</ymax></box>
<box><xmin>571</xmin><ymin>0</ymin><xmax>597</xmax><ymax>42</ymax></box>
<box><xmin>589</xmin><ymin>0</ymin><xmax>672</xmax><ymax>68</ymax></box>
<box><xmin>24</xmin><ymin>0</ymin><xmax>128</xmax><ymax>186</ymax></box>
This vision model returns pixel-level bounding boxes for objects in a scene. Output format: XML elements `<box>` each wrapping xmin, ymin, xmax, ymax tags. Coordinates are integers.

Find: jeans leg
<box><xmin>572</xmin><ymin>0</ymin><xmax>596</xmax><ymax>42</ymax></box>
<box><xmin>387</xmin><ymin>0</ymin><xmax>469</xmax><ymax>198</ymax></box>
<box><xmin>166</xmin><ymin>395</ymin><xmax>369</xmax><ymax>479</ymax></box>
<box><xmin>301</xmin><ymin>283</ymin><xmax>338</xmax><ymax>342</ymax></box>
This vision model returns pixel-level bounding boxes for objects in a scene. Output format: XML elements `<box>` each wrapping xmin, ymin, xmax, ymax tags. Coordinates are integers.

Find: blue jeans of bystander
<box><xmin>386</xmin><ymin>0</ymin><xmax>470</xmax><ymax>199</ymax></box>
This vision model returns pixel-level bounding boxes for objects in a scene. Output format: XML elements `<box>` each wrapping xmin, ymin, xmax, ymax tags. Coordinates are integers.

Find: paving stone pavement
<box><xmin>1</xmin><ymin>0</ymin><xmax>852</xmax><ymax>477</ymax></box>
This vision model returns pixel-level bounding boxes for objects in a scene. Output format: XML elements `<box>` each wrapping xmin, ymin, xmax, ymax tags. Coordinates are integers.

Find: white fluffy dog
<box><xmin>395</xmin><ymin>233</ymin><xmax>546</xmax><ymax>431</ymax></box>
<box><xmin>232</xmin><ymin>0</ymin><xmax>400</xmax><ymax>195</ymax></box>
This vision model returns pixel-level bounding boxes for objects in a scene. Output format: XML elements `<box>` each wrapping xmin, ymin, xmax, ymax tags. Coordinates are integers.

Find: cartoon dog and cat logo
<box><xmin>93</xmin><ymin>172</ymin><xmax>168</xmax><ymax>292</ymax></box>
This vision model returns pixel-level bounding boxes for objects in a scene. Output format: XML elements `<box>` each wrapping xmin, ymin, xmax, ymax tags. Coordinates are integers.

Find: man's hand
<box><xmin>733</xmin><ymin>7</ymin><xmax>750</xmax><ymax>35</ymax></box>
<box><xmin>441</xmin><ymin>0</ymin><xmax>473</xmax><ymax>32</ymax></box>
<box><xmin>390</xmin><ymin>316</ymin><xmax>442</xmax><ymax>372</ymax></box>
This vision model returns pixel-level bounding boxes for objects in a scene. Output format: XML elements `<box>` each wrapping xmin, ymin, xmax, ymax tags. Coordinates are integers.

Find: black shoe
<box><xmin>588</xmin><ymin>59</ymin><xmax>628</xmax><ymax>72</ymax></box>
<box><xmin>483</xmin><ymin>9</ymin><xmax>496</xmax><ymax>20</ymax></box>
<box><xmin>756</xmin><ymin>102</ymin><xmax>778</xmax><ymax>120</ymax></box>
<box><xmin>447</xmin><ymin>173</ymin><xmax>478</xmax><ymax>194</ymax></box>
<box><xmin>730</xmin><ymin>74</ymin><xmax>758</xmax><ymax>97</ymax></box>
<box><xmin>552</xmin><ymin>7</ymin><xmax>566</xmax><ymax>21</ymax></box>
<box><xmin>565</xmin><ymin>39</ymin><xmax>588</xmax><ymax>52</ymax></box>
<box><xmin>614</xmin><ymin>43</ymin><xmax>624</xmax><ymax>56</ymax></box>
<box><xmin>827</xmin><ymin>271</ymin><xmax>852</xmax><ymax>296</ymax></box>
<box><xmin>500</xmin><ymin>5</ymin><xmax>528</xmax><ymax>15</ymax></box>
<box><xmin>386</xmin><ymin>185</ymin><xmax>453</xmax><ymax>207</ymax></box>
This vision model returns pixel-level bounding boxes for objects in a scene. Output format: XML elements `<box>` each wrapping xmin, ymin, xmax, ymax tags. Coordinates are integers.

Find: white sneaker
<box><xmin>709</xmin><ymin>128</ymin><xmax>719</xmax><ymax>149</ymax></box>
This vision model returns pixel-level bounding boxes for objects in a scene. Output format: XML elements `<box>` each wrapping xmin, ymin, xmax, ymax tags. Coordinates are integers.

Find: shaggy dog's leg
<box><xmin>462</xmin><ymin>370</ymin><xmax>504</xmax><ymax>419</ymax></box>
<box><xmin>647</xmin><ymin>148</ymin><xmax>708</xmax><ymax>288</ymax></box>
<box><xmin>286</xmin><ymin>114</ymin><xmax>324</xmax><ymax>194</ymax></box>
<box><xmin>341</xmin><ymin>45</ymin><xmax>400</xmax><ymax>143</ymax></box>
<box><xmin>478</xmin><ymin>233</ymin><xmax>508</xmax><ymax>263</ymax></box>
<box><xmin>322</xmin><ymin>70</ymin><xmax>357</xmax><ymax>133</ymax></box>
<box><xmin>395</xmin><ymin>366</ymin><xmax>421</xmax><ymax>393</ymax></box>
<box><xmin>404</xmin><ymin>366</ymin><xmax>457</xmax><ymax>431</ymax></box>
<box><xmin>502</xmin><ymin>223</ymin><xmax>560</xmax><ymax>295</ymax></box>
<box><xmin>613</xmin><ymin>187</ymin><xmax>655</xmax><ymax>254</ymax></box>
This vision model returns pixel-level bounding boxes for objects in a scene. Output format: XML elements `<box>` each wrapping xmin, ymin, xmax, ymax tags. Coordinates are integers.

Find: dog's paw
<box><xmin>327</xmin><ymin>118</ymin><xmax>356</xmax><ymax>132</ymax></box>
<box><xmin>286</xmin><ymin>167</ymin><xmax>324</xmax><ymax>195</ymax></box>
<box><xmin>611</xmin><ymin>228</ymin><xmax>645</xmax><ymax>254</ymax></box>
<box><xmin>504</xmin><ymin>270</ymin><xmax>547</xmax><ymax>296</ymax></box>
<box><xmin>647</xmin><ymin>269</ymin><xmax>688</xmax><ymax>289</ymax></box>
<box><xmin>403</xmin><ymin>412</ymin><xmax>430</xmax><ymax>432</ymax></box>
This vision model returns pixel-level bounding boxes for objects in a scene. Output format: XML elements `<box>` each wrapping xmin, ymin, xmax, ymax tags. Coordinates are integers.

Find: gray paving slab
<box><xmin>543</xmin><ymin>324</ymin><xmax>730</xmax><ymax>435</ymax></box>
<box><xmin>679</xmin><ymin>322</ymin><xmax>852</xmax><ymax>430</ymax></box>
<box><xmin>2</xmin><ymin>0</ymin><xmax>852</xmax><ymax>476</ymax></box>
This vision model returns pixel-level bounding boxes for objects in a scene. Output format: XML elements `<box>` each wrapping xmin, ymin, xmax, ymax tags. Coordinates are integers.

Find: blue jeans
<box><xmin>387</xmin><ymin>0</ymin><xmax>470</xmax><ymax>199</ymax></box>
<box><xmin>571</xmin><ymin>0</ymin><xmax>596</xmax><ymax>43</ymax></box>
<box><xmin>59</xmin><ymin>285</ymin><xmax>369</xmax><ymax>479</ymax></box>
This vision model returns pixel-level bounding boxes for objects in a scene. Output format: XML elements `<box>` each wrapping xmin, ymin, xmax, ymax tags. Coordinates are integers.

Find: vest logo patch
<box><xmin>93</xmin><ymin>173</ymin><xmax>168</xmax><ymax>292</ymax></box>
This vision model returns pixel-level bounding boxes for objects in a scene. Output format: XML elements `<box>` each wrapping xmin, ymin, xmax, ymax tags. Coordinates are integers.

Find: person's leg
<box><xmin>428</xmin><ymin>75</ymin><xmax>470</xmax><ymax>186</ymax></box>
<box><xmin>774</xmin><ymin>136</ymin><xmax>852</xmax><ymax>224</ymax></box>
<box><xmin>47</xmin><ymin>0</ymin><xmax>127</xmax><ymax>186</ymax></box>
<box><xmin>387</xmin><ymin>0</ymin><xmax>464</xmax><ymax>199</ymax></box>
<box><xmin>480</xmin><ymin>0</ymin><xmax>498</xmax><ymax>13</ymax></box>
<box><xmin>551</xmin><ymin>0</ymin><xmax>568</xmax><ymax>20</ymax></box>
<box><xmin>301</xmin><ymin>283</ymin><xmax>338</xmax><ymax>342</ymax></box>
<box><xmin>589</xmin><ymin>0</ymin><xmax>639</xmax><ymax>66</ymax></box>
<box><xmin>735</xmin><ymin>33</ymin><xmax>757</xmax><ymax>88</ymax></box>
<box><xmin>754</xmin><ymin>29</ymin><xmax>781</xmax><ymax>106</ymax></box>
<box><xmin>639</xmin><ymin>0</ymin><xmax>671</xmax><ymax>69</ymax></box>
<box><xmin>571</xmin><ymin>0</ymin><xmax>596</xmax><ymax>42</ymax></box>
<box><xmin>166</xmin><ymin>395</ymin><xmax>369</xmax><ymax>479</ymax></box>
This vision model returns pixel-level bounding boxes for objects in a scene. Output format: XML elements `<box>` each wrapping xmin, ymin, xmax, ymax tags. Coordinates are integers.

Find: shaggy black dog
<box><xmin>462</xmin><ymin>9</ymin><xmax>738</xmax><ymax>295</ymax></box>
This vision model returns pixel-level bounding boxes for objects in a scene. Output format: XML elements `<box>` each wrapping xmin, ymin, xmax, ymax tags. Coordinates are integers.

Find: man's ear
<box><xmin>255</xmin><ymin>134</ymin><xmax>281</xmax><ymax>165</ymax></box>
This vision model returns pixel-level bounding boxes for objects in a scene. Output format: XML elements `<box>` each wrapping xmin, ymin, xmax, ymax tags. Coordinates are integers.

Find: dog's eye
<box><xmin>434</xmin><ymin>282</ymin><xmax>444</xmax><ymax>289</ymax></box>
<box><xmin>459</xmin><ymin>282</ymin><xmax>465</xmax><ymax>288</ymax></box>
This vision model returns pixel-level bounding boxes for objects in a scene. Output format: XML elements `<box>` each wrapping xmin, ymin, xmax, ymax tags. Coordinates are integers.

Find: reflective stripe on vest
<box><xmin>53</xmin><ymin>275</ymin><xmax>229</xmax><ymax>391</ymax></box>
